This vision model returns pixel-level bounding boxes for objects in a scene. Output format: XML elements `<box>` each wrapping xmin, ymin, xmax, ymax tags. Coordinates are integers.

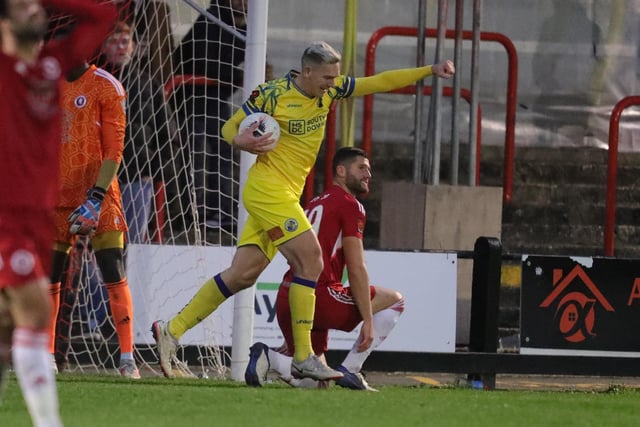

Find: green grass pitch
<box><xmin>1</xmin><ymin>374</ymin><xmax>639</xmax><ymax>427</ymax></box>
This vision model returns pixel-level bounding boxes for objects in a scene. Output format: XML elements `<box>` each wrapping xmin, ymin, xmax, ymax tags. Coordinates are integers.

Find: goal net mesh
<box><xmin>48</xmin><ymin>0</ymin><xmax>249</xmax><ymax>379</ymax></box>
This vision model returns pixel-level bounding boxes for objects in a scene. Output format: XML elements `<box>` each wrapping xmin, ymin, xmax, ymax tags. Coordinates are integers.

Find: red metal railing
<box><xmin>163</xmin><ymin>74</ymin><xmax>219</xmax><ymax>99</ymax></box>
<box><xmin>304</xmin><ymin>104</ymin><xmax>337</xmax><ymax>206</ymax></box>
<box><xmin>604</xmin><ymin>95</ymin><xmax>640</xmax><ymax>256</ymax></box>
<box><xmin>363</xmin><ymin>26</ymin><xmax>518</xmax><ymax>202</ymax></box>
<box><xmin>324</xmin><ymin>104</ymin><xmax>338</xmax><ymax>191</ymax></box>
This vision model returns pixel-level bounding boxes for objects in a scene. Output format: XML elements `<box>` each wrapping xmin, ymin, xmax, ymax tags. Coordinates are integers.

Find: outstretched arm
<box><xmin>351</xmin><ymin>59</ymin><xmax>455</xmax><ymax>97</ymax></box>
<box><xmin>431</xmin><ymin>59</ymin><xmax>456</xmax><ymax>78</ymax></box>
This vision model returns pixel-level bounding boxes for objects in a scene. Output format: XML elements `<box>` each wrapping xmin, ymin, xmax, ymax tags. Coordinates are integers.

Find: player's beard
<box><xmin>346</xmin><ymin>174</ymin><xmax>368</xmax><ymax>196</ymax></box>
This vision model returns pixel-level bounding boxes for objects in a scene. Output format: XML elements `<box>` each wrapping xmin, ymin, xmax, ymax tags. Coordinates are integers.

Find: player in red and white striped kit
<box><xmin>0</xmin><ymin>0</ymin><xmax>115</xmax><ymax>424</ymax></box>
<box><xmin>245</xmin><ymin>147</ymin><xmax>405</xmax><ymax>391</ymax></box>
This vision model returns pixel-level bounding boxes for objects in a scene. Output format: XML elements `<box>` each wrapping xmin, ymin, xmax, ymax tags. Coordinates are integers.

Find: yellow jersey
<box><xmin>222</xmin><ymin>66</ymin><xmax>434</xmax><ymax>200</ymax></box>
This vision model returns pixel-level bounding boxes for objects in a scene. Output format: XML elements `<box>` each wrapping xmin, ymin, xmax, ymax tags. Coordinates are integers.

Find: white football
<box><xmin>238</xmin><ymin>112</ymin><xmax>280</xmax><ymax>151</ymax></box>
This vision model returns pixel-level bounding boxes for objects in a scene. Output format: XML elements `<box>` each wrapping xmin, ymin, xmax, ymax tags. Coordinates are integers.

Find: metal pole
<box><xmin>427</xmin><ymin>0</ymin><xmax>448</xmax><ymax>185</ymax></box>
<box><xmin>340</xmin><ymin>0</ymin><xmax>358</xmax><ymax>148</ymax></box>
<box><xmin>468</xmin><ymin>0</ymin><xmax>482</xmax><ymax>186</ymax></box>
<box><xmin>413</xmin><ymin>0</ymin><xmax>427</xmax><ymax>184</ymax></box>
<box><xmin>231</xmin><ymin>0</ymin><xmax>268</xmax><ymax>382</ymax></box>
<box><xmin>450</xmin><ymin>0</ymin><xmax>464</xmax><ymax>185</ymax></box>
<box><xmin>468</xmin><ymin>236</ymin><xmax>502</xmax><ymax>390</ymax></box>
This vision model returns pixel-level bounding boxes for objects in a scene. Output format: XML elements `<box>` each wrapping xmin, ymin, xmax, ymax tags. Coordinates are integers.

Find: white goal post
<box><xmin>230</xmin><ymin>0</ymin><xmax>269</xmax><ymax>382</ymax></box>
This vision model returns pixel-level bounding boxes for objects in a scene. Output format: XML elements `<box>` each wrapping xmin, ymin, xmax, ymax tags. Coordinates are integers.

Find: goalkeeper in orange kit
<box><xmin>48</xmin><ymin>57</ymin><xmax>140</xmax><ymax>379</ymax></box>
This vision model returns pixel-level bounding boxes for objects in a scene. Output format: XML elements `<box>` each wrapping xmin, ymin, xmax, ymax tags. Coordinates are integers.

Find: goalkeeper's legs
<box><xmin>94</xmin><ymin>238</ymin><xmax>140</xmax><ymax>379</ymax></box>
<box><xmin>48</xmin><ymin>247</ymin><xmax>71</xmax><ymax>374</ymax></box>
<box><xmin>104</xmin><ymin>278</ymin><xmax>139</xmax><ymax>379</ymax></box>
<box><xmin>47</xmin><ymin>281</ymin><xmax>61</xmax><ymax>369</ymax></box>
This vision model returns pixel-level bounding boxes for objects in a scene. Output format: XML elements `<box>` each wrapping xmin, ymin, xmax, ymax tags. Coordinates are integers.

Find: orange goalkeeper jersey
<box><xmin>59</xmin><ymin>65</ymin><xmax>126</xmax><ymax>208</ymax></box>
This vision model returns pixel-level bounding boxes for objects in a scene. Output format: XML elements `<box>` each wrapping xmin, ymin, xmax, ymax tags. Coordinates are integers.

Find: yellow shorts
<box><xmin>239</xmin><ymin>181</ymin><xmax>311</xmax><ymax>261</ymax></box>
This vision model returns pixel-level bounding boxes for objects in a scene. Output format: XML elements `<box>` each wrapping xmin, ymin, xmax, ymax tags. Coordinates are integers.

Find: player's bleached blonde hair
<box><xmin>301</xmin><ymin>41</ymin><xmax>341</xmax><ymax>68</ymax></box>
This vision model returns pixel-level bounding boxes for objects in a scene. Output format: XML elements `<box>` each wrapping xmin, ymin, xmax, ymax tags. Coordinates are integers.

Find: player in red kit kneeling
<box><xmin>245</xmin><ymin>147</ymin><xmax>405</xmax><ymax>391</ymax></box>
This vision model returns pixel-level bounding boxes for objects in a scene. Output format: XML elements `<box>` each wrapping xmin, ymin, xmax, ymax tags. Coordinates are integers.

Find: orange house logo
<box><xmin>539</xmin><ymin>265</ymin><xmax>614</xmax><ymax>343</ymax></box>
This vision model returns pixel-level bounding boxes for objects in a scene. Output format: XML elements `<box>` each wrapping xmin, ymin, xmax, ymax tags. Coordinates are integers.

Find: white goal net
<box><xmin>50</xmin><ymin>0</ymin><xmax>255</xmax><ymax>379</ymax></box>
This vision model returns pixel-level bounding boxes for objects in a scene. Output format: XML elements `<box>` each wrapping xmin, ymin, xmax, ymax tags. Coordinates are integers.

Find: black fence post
<box><xmin>468</xmin><ymin>236</ymin><xmax>502</xmax><ymax>389</ymax></box>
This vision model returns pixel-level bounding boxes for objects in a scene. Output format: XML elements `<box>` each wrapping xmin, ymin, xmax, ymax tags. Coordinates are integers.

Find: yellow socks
<box><xmin>169</xmin><ymin>274</ymin><xmax>230</xmax><ymax>339</ymax></box>
<box><xmin>289</xmin><ymin>277</ymin><xmax>316</xmax><ymax>361</ymax></box>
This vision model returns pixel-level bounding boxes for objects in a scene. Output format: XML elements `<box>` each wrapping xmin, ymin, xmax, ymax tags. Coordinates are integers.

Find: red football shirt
<box><xmin>0</xmin><ymin>0</ymin><xmax>116</xmax><ymax>212</ymax></box>
<box><xmin>284</xmin><ymin>184</ymin><xmax>366</xmax><ymax>286</ymax></box>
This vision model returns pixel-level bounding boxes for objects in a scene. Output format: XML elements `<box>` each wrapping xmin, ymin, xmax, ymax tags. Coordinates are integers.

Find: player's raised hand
<box><xmin>68</xmin><ymin>186</ymin><xmax>105</xmax><ymax>235</ymax></box>
<box><xmin>432</xmin><ymin>59</ymin><xmax>455</xmax><ymax>78</ymax></box>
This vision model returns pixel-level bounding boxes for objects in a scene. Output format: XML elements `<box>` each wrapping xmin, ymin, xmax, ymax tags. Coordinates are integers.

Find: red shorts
<box><xmin>276</xmin><ymin>281</ymin><xmax>376</xmax><ymax>356</ymax></box>
<box><xmin>0</xmin><ymin>211</ymin><xmax>54</xmax><ymax>289</ymax></box>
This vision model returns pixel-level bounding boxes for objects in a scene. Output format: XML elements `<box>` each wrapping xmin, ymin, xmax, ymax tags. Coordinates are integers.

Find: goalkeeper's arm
<box><xmin>94</xmin><ymin>159</ymin><xmax>119</xmax><ymax>192</ymax></box>
<box><xmin>351</xmin><ymin>59</ymin><xmax>455</xmax><ymax>97</ymax></box>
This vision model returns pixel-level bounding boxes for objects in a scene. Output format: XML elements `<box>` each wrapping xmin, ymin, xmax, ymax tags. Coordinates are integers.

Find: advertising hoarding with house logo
<box><xmin>521</xmin><ymin>255</ymin><xmax>640</xmax><ymax>356</ymax></box>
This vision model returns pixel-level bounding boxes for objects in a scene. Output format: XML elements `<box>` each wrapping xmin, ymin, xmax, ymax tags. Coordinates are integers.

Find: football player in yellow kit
<box><xmin>152</xmin><ymin>41</ymin><xmax>454</xmax><ymax>381</ymax></box>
